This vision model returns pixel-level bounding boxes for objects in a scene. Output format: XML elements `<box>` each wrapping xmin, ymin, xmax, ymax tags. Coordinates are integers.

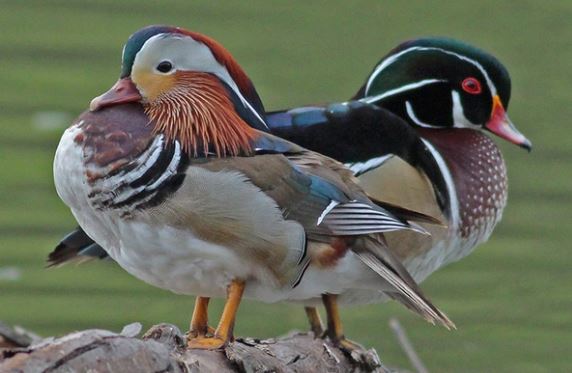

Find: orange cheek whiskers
<box><xmin>144</xmin><ymin>72</ymin><xmax>257</xmax><ymax>157</ymax></box>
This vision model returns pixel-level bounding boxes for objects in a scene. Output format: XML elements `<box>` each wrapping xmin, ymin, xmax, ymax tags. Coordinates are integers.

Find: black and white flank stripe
<box><xmin>88</xmin><ymin>135</ymin><xmax>188</xmax><ymax>214</ymax></box>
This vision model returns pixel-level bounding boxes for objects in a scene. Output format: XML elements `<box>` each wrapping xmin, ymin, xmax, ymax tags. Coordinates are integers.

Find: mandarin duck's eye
<box><xmin>461</xmin><ymin>77</ymin><xmax>482</xmax><ymax>94</ymax></box>
<box><xmin>156</xmin><ymin>61</ymin><xmax>173</xmax><ymax>73</ymax></box>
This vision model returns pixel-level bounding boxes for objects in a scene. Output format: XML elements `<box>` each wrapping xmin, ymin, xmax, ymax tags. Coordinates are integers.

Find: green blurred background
<box><xmin>1</xmin><ymin>1</ymin><xmax>571</xmax><ymax>371</ymax></box>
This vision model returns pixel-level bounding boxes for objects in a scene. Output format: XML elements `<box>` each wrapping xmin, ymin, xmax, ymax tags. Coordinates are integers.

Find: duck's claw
<box><xmin>187</xmin><ymin>325</ymin><xmax>217</xmax><ymax>339</ymax></box>
<box><xmin>329</xmin><ymin>335</ymin><xmax>365</xmax><ymax>353</ymax></box>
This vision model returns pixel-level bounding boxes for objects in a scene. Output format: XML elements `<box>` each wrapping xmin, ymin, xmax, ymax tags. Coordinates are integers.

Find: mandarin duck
<box><xmin>53</xmin><ymin>26</ymin><xmax>454</xmax><ymax>350</ymax></box>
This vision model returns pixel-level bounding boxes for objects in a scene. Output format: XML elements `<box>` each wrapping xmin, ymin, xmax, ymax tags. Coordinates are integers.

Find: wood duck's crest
<box><xmin>360</xmin><ymin>37</ymin><xmax>510</xmax><ymax>107</ymax></box>
<box><xmin>354</xmin><ymin>37</ymin><xmax>530</xmax><ymax>150</ymax></box>
<box><xmin>387</xmin><ymin>37</ymin><xmax>511</xmax><ymax>105</ymax></box>
<box><xmin>90</xmin><ymin>25</ymin><xmax>269</xmax><ymax>157</ymax></box>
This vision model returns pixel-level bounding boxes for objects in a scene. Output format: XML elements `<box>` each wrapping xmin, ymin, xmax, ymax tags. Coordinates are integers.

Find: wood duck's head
<box><xmin>354</xmin><ymin>37</ymin><xmax>531</xmax><ymax>151</ymax></box>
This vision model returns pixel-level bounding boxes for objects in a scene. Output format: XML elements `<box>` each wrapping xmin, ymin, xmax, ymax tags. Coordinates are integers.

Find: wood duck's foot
<box><xmin>304</xmin><ymin>306</ymin><xmax>324</xmax><ymax>337</ymax></box>
<box><xmin>187</xmin><ymin>335</ymin><xmax>228</xmax><ymax>350</ymax></box>
<box><xmin>320</xmin><ymin>294</ymin><xmax>363</xmax><ymax>352</ymax></box>
<box><xmin>331</xmin><ymin>335</ymin><xmax>365</xmax><ymax>353</ymax></box>
<box><xmin>325</xmin><ymin>332</ymin><xmax>374</xmax><ymax>366</ymax></box>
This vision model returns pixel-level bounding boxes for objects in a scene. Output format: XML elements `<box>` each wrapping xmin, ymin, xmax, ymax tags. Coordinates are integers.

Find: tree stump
<box><xmin>0</xmin><ymin>322</ymin><xmax>392</xmax><ymax>372</ymax></box>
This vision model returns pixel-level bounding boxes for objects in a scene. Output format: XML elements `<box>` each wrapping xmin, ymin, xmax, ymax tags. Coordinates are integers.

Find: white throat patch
<box><xmin>451</xmin><ymin>91</ymin><xmax>480</xmax><ymax>129</ymax></box>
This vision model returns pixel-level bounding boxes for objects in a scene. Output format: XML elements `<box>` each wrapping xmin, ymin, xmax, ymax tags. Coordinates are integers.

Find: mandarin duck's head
<box><xmin>355</xmin><ymin>37</ymin><xmax>531</xmax><ymax>151</ymax></box>
<box><xmin>90</xmin><ymin>25</ymin><xmax>267</xmax><ymax>156</ymax></box>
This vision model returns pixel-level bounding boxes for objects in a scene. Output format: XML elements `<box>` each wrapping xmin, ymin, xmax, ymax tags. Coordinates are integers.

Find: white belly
<box><xmin>53</xmin><ymin>125</ymin><xmax>388</xmax><ymax>305</ymax></box>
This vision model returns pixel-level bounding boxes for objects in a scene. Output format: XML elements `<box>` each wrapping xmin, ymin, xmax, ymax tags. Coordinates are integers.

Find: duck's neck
<box><xmin>144</xmin><ymin>72</ymin><xmax>257</xmax><ymax>157</ymax></box>
<box><xmin>417</xmin><ymin>128</ymin><xmax>508</xmax><ymax>241</ymax></box>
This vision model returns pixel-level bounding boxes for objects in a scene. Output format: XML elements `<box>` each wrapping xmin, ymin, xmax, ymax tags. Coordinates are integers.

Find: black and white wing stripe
<box><xmin>318</xmin><ymin>201</ymin><xmax>429</xmax><ymax>235</ymax></box>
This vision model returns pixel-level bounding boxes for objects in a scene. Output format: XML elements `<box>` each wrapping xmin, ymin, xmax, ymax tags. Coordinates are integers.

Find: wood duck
<box><xmin>267</xmin><ymin>37</ymin><xmax>531</xmax><ymax>285</ymax></box>
<box><xmin>53</xmin><ymin>26</ymin><xmax>453</xmax><ymax>350</ymax></box>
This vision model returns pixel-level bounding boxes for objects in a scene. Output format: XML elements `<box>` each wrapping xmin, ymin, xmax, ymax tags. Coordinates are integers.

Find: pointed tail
<box><xmin>353</xmin><ymin>235</ymin><xmax>455</xmax><ymax>330</ymax></box>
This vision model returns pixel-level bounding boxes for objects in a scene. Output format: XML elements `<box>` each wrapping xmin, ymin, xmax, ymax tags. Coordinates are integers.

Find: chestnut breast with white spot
<box><xmin>420</xmin><ymin>128</ymin><xmax>508</xmax><ymax>244</ymax></box>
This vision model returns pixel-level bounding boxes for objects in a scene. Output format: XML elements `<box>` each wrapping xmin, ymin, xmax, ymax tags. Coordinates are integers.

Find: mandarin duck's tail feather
<box><xmin>353</xmin><ymin>236</ymin><xmax>456</xmax><ymax>330</ymax></box>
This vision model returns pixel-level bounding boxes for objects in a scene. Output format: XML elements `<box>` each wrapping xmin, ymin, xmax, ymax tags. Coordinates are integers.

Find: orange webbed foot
<box><xmin>187</xmin><ymin>325</ymin><xmax>217</xmax><ymax>339</ymax></box>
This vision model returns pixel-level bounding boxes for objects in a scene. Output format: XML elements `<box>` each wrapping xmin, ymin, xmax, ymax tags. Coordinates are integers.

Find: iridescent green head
<box><xmin>354</xmin><ymin>37</ymin><xmax>530</xmax><ymax>150</ymax></box>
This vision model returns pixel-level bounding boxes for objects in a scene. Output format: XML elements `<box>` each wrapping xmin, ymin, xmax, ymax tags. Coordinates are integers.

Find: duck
<box><xmin>50</xmin><ymin>36</ymin><xmax>528</xmax><ymax>336</ymax></box>
<box><xmin>53</xmin><ymin>25</ymin><xmax>454</xmax><ymax>350</ymax></box>
<box><xmin>262</xmin><ymin>38</ymin><xmax>531</xmax><ymax>333</ymax></box>
<box><xmin>51</xmin><ymin>37</ymin><xmax>528</xmax><ymax>284</ymax></box>
<box><xmin>267</xmin><ymin>37</ymin><xmax>531</xmax><ymax>284</ymax></box>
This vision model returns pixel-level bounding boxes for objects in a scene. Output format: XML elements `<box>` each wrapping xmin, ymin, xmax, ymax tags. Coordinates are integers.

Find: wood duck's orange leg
<box><xmin>187</xmin><ymin>279</ymin><xmax>245</xmax><ymax>350</ymax></box>
<box><xmin>322</xmin><ymin>294</ymin><xmax>363</xmax><ymax>351</ymax></box>
<box><xmin>304</xmin><ymin>306</ymin><xmax>324</xmax><ymax>336</ymax></box>
<box><xmin>188</xmin><ymin>296</ymin><xmax>214</xmax><ymax>338</ymax></box>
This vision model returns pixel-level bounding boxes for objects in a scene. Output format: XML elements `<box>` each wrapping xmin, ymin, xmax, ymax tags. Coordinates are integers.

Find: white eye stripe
<box><xmin>433</xmin><ymin>48</ymin><xmax>496</xmax><ymax>96</ymax></box>
<box><xmin>134</xmin><ymin>33</ymin><xmax>268</xmax><ymax>129</ymax></box>
<box><xmin>365</xmin><ymin>46</ymin><xmax>497</xmax><ymax>97</ymax></box>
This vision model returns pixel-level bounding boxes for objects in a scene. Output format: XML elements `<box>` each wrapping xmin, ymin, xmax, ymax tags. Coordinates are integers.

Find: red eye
<box><xmin>462</xmin><ymin>77</ymin><xmax>482</xmax><ymax>94</ymax></box>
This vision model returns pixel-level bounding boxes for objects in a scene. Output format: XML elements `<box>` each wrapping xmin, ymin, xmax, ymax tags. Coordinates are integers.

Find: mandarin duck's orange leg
<box><xmin>188</xmin><ymin>296</ymin><xmax>216</xmax><ymax>338</ymax></box>
<box><xmin>304</xmin><ymin>306</ymin><xmax>324</xmax><ymax>336</ymax></box>
<box><xmin>187</xmin><ymin>279</ymin><xmax>245</xmax><ymax>350</ymax></box>
<box><xmin>322</xmin><ymin>294</ymin><xmax>364</xmax><ymax>352</ymax></box>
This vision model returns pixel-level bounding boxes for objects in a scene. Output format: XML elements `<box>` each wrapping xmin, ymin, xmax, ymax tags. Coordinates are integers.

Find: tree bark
<box><xmin>0</xmin><ymin>322</ymin><xmax>392</xmax><ymax>372</ymax></box>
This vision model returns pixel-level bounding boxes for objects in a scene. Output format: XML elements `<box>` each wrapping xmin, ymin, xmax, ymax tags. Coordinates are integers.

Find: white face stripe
<box><xmin>405</xmin><ymin>101</ymin><xmax>440</xmax><ymax>128</ymax></box>
<box><xmin>361</xmin><ymin>79</ymin><xmax>445</xmax><ymax>105</ymax></box>
<box><xmin>434</xmin><ymin>47</ymin><xmax>497</xmax><ymax>96</ymax></box>
<box><xmin>133</xmin><ymin>33</ymin><xmax>267</xmax><ymax>128</ymax></box>
<box><xmin>451</xmin><ymin>91</ymin><xmax>480</xmax><ymax>129</ymax></box>
<box><xmin>365</xmin><ymin>46</ymin><xmax>497</xmax><ymax>97</ymax></box>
